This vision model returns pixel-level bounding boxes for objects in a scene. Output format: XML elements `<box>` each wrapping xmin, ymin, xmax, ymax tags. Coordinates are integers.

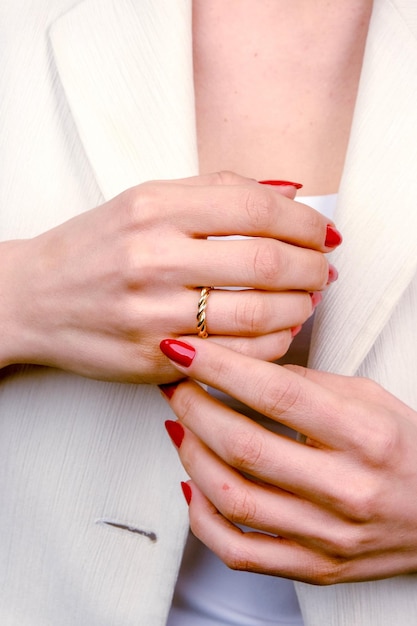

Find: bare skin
<box><xmin>193</xmin><ymin>0</ymin><xmax>373</xmax><ymax>194</ymax></box>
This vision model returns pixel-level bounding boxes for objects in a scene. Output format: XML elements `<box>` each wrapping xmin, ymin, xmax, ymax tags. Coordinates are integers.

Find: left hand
<box><xmin>159</xmin><ymin>337</ymin><xmax>417</xmax><ymax>585</ymax></box>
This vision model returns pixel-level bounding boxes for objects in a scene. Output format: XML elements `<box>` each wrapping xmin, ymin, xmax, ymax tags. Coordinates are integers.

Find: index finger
<box><xmin>152</xmin><ymin>170</ymin><xmax>299</xmax><ymax>200</ymax></box>
<box><xmin>159</xmin><ymin>337</ymin><xmax>343</xmax><ymax>446</ymax></box>
<box><xmin>142</xmin><ymin>180</ymin><xmax>340</xmax><ymax>252</ymax></box>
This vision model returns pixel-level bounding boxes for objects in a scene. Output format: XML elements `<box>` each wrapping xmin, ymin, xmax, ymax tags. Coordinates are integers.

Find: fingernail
<box><xmin>258</xmin><ymin>179</ymin><xmax>303</xmax><ymax>190</ymax></box>
<box><xmin>165</xmin><ymin>420</ymin><xmax>185</xmax><ymax>448</ymax></box>
<box><xmin>160</xmin><ymin>339</ymin><xmax>196</xmax><ymax>367</ymax></box>
<box><xmin>291</xmin><ymin>324</ymin><xmax>303</xmax><ymax>337</ymax></box>
<box><xmin>328</xmin><ymin>264</ymin><xmax>339</xmax><ymax>284</ymax></box>
<box><xmin>181</xmin><ymin>481</ymin><xmax>192</xmax><ymax>505</ymax></box>
<box><xmin>325</xmin><ymin>225</ymin><xmax>343</xmax><ymax>248</ymax></box>
<box><xmin>158</xmin><ymin>382</ymin><xmax>180</xmax><ymax>399</ymax></box>
<box><xmin>310</xmin><ymin>291</ymin><xmax>323</xmax><ymax>308</ymax></box>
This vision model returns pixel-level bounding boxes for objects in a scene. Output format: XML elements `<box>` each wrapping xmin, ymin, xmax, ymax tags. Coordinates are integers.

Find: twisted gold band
<box><xmin>196</xmin><ymin>286</ymin><xmax>213</xmax><ymax>338</ymax></box>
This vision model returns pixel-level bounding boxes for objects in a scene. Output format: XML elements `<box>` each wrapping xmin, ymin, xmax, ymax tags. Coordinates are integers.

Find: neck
<box><xmin>193</xmin><ymin>0</ymin><xmax>373</xmax><ymax>194</ymax></box>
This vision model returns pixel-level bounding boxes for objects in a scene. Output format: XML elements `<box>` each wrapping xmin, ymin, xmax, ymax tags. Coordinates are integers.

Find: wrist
<box><xmin>0</xmin><ymin>239</ymin><xmax>35</xmax><ymax>368</ymax></box>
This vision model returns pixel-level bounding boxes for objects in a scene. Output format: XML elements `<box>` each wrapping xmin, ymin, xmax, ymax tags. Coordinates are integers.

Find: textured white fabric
<box><xmin>294</xmin><ymin>1</ymin><xmax>417</xmax><ymax>624</ymax></box>
<box><xmin>1</xmin><ymin>2</ymin><xmax>191</xmax><ymax>625</ymax></box>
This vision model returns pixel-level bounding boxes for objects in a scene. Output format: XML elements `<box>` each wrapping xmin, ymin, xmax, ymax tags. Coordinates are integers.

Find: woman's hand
<box><xmin>0</xmin><ymin>172</ymin><xmax>338</xmax><ymax>383</ymax></box>
<box><xmin>159</xmin><ymin>337</ymin><xmax>417</xmax><ymax>584</ymax></box>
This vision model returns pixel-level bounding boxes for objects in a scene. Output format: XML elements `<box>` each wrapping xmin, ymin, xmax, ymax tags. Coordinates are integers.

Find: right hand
<box><xmin>0</xmin><ymin>172</ymin><xmax>338</xmax><ymax>383</ymax></box>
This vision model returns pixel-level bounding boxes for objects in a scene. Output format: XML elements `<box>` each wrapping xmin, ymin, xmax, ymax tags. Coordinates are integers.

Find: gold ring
<box><xmin>197</xmin><ymin>287</ymin><xmax>213</xmax><ymax>338</ymax></box>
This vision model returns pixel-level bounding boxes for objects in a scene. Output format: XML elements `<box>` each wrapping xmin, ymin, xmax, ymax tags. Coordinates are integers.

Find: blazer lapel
<box><xmin>49</xmin><ymin>0</ymin><xmax>197</xmax><ymax>201</ymax></box>
<box><xmin>309</xmin><ymin>0</ymin><xmax>417</xmax><ymax>375</ymax></box>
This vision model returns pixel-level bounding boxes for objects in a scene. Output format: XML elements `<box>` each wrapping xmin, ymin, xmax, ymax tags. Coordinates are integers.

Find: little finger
<box><xmin>184</xmin><ymin>481</ymin><xmax>343</xmax><ymax>585</ymax></box>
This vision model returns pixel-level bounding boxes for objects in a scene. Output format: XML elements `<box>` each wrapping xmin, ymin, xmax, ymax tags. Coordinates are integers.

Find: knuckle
<box><xmin>212</xmin><ymin>170</ymin><xmax>242</xmax><ymax>185</ymax></box>
<box><xmin>354</xmin><ymin>376</ymin><xmax>382</xmax><ymax>398</ymax></box>
<box><xmin>310</xmin><ymin>559</ymin><xmax>347</xmax><ymax>586</ymax></box>
<box><xmin>174</xmin><ymin>387</ymin><xmax>203</xmax><ymax>426</ymax></box>
<box><xmin>227</xmin><ymin>428</ymin><xmax>265</xmax><ymax>471</ymax></box>
<box><xmin>222</xmin><ymin>540</ymin><xmax>256</xmax><ymax>572</ymax></box>
<box><xmin>368</xmin><ymin>419</ymin><xmax>400</xmax><ymax>467</ymax></box>
<box><xmin>221</xmin><ymin>484</ymin><xmax>258</xmax><ymax>527</ymax></box>
<box><xmin>189</xmin><ymin>512</ymin><xmax>257</xmax><ymax>573</ymax></box>
<box><xmin>122</xmin><ymin>182</ymin><xmax>159</xmax><ymax>228</ymax></box>
<box><xmin>315</xmin><ymin>253</ymin><xmax>331</xmax><ymax>288</ymax></box>
<box><xmin>341</xmin><ymin>481</ymin><xmax>380</xmax><ymax>523</ymax></box>
<box><xmin>115</xmin><ymin>298</ymin><xmax>142</xmax><ymax>337</ymax></box>
<box><xmin>325</xmin><ymin>527</ymin><xmax>366</xmax><ymax>560</ymax></box>
<box><xmin>252</xmin><ymin>241</ymin><xmax>283</xmax><ymax>286</ymax></box>
<box><xmin>261</xmin><ymin>375</ymin><xmax>303</xmax><ymax>418</ymax></box>
<box><xmin>122</xmin><ymin>242</ymin><xmax>154</xmax><ymax>287</ymax></box>
<box><xmin>242</xmin><ymin>187</ymin><xmax>274</xmax><ymax>231</ymax></box>
<box><xmin>234</xmin><ymin>297</ymin><xmax>270</xmax><ymax>335</ymax></box>
<box><xmin>209</xmin><ymin>352</ymin><xmax>237</xmax><ymax>386</ymax></box>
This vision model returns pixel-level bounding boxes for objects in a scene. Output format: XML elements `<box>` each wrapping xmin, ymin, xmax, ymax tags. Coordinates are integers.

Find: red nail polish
<box><xmin>258</xmin><ymin>179</ymin><xmax>303</xmax><ymax>190</ymax></box>
<box><xmin>165</xmin><ymin>420</ymin><xmax>185</xmax><ymax>448</ymax></box>
<box><xmin>310</xmin><ymin>291</ymin><xmax>323</xmax><ymax>308</ymax></box>
<box><xmin>181</xmin><ymin>481</ymin><xmax>192</xmax><ymax>505</ymax></box>
<box><xmin>291</xmin><ymin>324</ymin><xmax>303</xmax><ymax>337</ymax></box>
<box><xmin>325</xmin><ymin>225</ymin><xmax>343</xmax><ymax>248</ymax></box>
<box><xmin>328</xmin><ymin>264</ymin><xmax>339</xmax><ymax>283</ymax></box>
<box><xmin>160</xmin><ymin>339</ymin><xmax>196</xmax><ymax>367</ymax></box>
<box><xmin>158</xmin><ymin>382</ymin><xmax>180</xmax><ymax>399</ymax></box>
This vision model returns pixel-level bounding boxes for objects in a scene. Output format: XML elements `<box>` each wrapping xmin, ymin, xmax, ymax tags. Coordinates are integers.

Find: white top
<box><xmin>168</xmin><ymin>194</ymin><xmax>338</xmax><ymax>626</ymax></box>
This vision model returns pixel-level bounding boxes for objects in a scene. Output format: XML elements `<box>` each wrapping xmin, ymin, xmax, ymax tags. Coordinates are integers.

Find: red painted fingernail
<box><xmin>158</xmin><ymin>382</ymin><xmax>180</xmax><ymax>399</ymax></box>
<box><xmin>310</xmin><ymin>291</ymin><xmax>323</xmax><ymax>308</ymax></box>
<box><xmin>181</xmin><ymin>481</ymin><xmax>192</xmax><ymax>505</ymax></box>
<box><xmin>160</xmin><ymin>339</ymin><xmax>196</xmax><ymax>367</ymax></box>
<box><xmin>328</xmin><ymin>264</ymin><xmax>339</xmax><ymax>283</ymax></box>
<box><xmin>291</xmin><ymin>324</ymin><xmax>303</xmax><ymax>337</ymax></box>
<box><xmin>325</xmin><ymin>225</ymin><xmax>343</xmax><ymax>248</ymax></box>
<box><xmin>258</xmin><ymin>179</ymin><xmax>303</xmax><ymax>190</ymax></box>
<box><xmin>165</xmin><ymin>420</ymin><xmax>185</xmax><ymax>448</ymax></box>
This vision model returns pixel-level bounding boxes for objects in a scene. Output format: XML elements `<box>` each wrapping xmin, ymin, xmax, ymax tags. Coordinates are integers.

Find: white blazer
<box><xmin>1</xmin><ymin>0</ymin><xmax>417</xmax><ymax>624</ymax></box>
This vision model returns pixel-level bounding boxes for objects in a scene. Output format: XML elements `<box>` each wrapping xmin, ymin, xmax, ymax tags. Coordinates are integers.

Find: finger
<box><xmin>284</xmin><ymin>364</ymin><xmax>407</xmax><ymax>450</ymax></box>
<box><xmin>136</xmin><ymin>288</ymin><xmax>314</xmax><ymax>336</ymax></box>
<box><xmin>180</xmin><ymin>289</ymin><xmax>314</xmax><ymax>336</ymax></box>
<box><xmin>155</xmin><ymin>171</ymin><xmax>258</xmax><ymax>187</ymax></box>
<box><xmin>285</xmin><ymin>365</ymin><xmax>401</xmax><ymax>409</ymax></box>
<box><xmin>167</xmin><ymin>379</ymin><xmax>348</xmax><ymax>507</ymax></box>
<box><xmin>177</xmin><ymin>423</ymin><xmax>349</xmax><ymax>553</ymax></box>
<box><xmin>138</xmin><ymin>181</ymin><xmax>339</xmax><ymax>251</ymax></box>
<box><xmin>155</xmin><ymin>171</ymin><xmax>300</xmax><ymax>199</ymax></box>
<box><xmin>205</xmin><ymin>289</ymin><xmax>314</xmax><ymax>335</ymax></box>
<box><xmin>187</xmin><ymin>481</ymin><xmax>335</xmax><ymax>584</ymax></box>
<box><xmin>206</xmin><ymin>330</ymin><xmax>294</xmax><ymax>362</ymax></box>
<box><xmin>186</xmin><ymin>482</ymin><xmax>408</xmax><ymax>584</ymax></box>
<box><xmin>159</xmin><ymin>337</ymin><xmax>347</xmax><ymax>447</ymax></box>
<box><xmin>154</xmin><ymin>238</ymin><xmax>330</xmax><ymax>291</ymax></box>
